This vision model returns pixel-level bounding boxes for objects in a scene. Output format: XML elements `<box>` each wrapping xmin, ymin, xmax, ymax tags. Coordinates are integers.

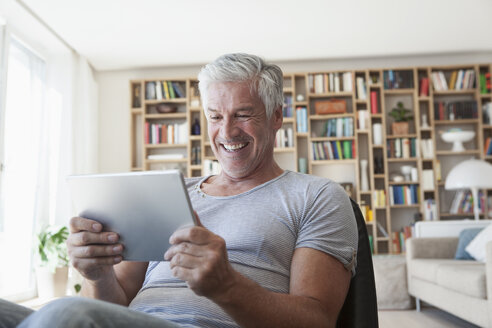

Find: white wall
<box><xmin>96</xmin><ymin>51</ymin><xmax>492</xmax><ymax>173</ymax></box>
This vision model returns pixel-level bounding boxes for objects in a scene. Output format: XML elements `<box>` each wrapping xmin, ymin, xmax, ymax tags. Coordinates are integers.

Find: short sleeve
<box><xmin>296</xmin><ymin>181</ymin><xmax>358</xmax><ymax>275</ymax></box>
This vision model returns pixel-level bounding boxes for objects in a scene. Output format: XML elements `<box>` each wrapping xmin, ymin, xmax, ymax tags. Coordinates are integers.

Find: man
<box><xmin>0</xmin><ymin>53</ymin><xmax>357</xmax><ymax>328</ymax></box>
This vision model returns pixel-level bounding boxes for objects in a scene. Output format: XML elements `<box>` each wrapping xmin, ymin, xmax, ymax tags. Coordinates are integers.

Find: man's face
<box><xmin>206</xmin><ymin>81</ymin><xmax>282</xmax><ymax>179</ymax></box>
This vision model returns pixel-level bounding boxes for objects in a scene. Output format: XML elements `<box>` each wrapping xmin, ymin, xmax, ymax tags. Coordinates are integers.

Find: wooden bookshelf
<box><xmin>130</xmin><ymin>63</ymin><xmax>492</xmax><ymax>255</ymax></box>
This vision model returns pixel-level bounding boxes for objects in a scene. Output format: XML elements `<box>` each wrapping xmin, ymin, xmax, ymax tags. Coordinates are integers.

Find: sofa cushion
<box><xmin>409</xmin><ymin>259</ymin><xmax>459</xmax><ymax>283</ymax></box>
<box><xmin>455</xmin><ymin>228</ymin><xmax>483</xmax><ymax>260</ymax></box>
<box><xmin>436</xmin><ymin>262</ymin><xmax>486</xmax><ymax>299</ymax></box>
<box><xmin>466</xmin><ymin>223</ymin><xmax>492</xmax><ymax>262</ymax></box>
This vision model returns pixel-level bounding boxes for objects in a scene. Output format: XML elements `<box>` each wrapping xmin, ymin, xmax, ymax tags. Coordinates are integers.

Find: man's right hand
<box><xmin>67</xmin><ymin>217</ymin><xmax>124</xmax><ymax>282</ymax></box>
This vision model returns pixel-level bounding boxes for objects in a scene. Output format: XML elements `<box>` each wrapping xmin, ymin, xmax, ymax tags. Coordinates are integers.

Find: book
<box><xmin>370</xmin><ymin>91</ymin><xmax>378</xmax><ymax>114</ymax></box>
<box><xmin>168</xmin><ymin>81</ymin><xmax>176</xmax><ymax>99</ymax></box>
<box><xmin>419</xmin><ymin>77</ymin><xmax>429</xmax><ymax>96</ymax></box>
<box><xmin>422</xmin><ymin>170</ymin><xmax>434</xmax><ymax>191</ymax></box>
<box><xmin>377</xmin><ymin>222</ymin><xmax>389</xmax><ymax>237</ymax></box>
<box><xmin>163</xmin><ymin>81</ymin><xmax>170</xmax><ymax>99</ymax></box>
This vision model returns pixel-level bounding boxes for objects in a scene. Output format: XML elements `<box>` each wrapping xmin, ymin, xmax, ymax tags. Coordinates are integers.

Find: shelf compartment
<box><xmin>274</xmin><ymin>147</ymin><xmax>296</xmax><ymax>153</ymax></box>
<box><xmin>387</xmin><ymin>158</ymin><xmax>418</xmax><ymax>162</ymax></box>
<box><xmin>311</xmin><ymin>136</ymin><xmax>355</xmax><ymax>142</ymax></box>
<box><xmin>309</xmin><ymin>92</ymin><xmax>354</xmax><ymax>98</ymax></box>
<box><xmin>311</xmin><ymin>159</ymin><xmax>357</xmax><ymax>165</ymax></box>
<box><xmin>310</xmin><ymin>114</ymin><xmax>355</xmax><ymax>120</ymax></box>
<box><xmin>145</xmin><ymin>113</ymin><xmax>187</xmax><ymax>119</ymax></box>
<box><xmin>283</xmin><ymin>117</ymin><xmax>295</xmax><ymax>123</ymax></box>
<box><xmin>433</xmin><ymin>89</ymin><xmax>477</xmax><ymax>95</ymax></box>
<box><xmin>388</xmin><ymin>181</ymin><xmax>419</xmax><ymax>185</ymax></box>
<box><xmin>383</xmin><ymin>89</ymin><xmax>415</xmax><ymax>95</ymax></box>
<box><xmin>390</xmin><ymin>204</ymin><xmax>420</xmax><ymax>208</ymax></box>
<box><xmin>145</xmin><ymin>143</ymin><xmax>187</xmax><ymax>148</ymax></box>
<box><xmin>189</xmin><ymin>165</ymin><xmax>202</xmax><ymax>170</ymax></box>
<box><xmin>386</xmin><ymin>134</ymin><xmax>418</xmax><ymax>139</ymax></box>
<box><xmin>434</xmin><ymin>119</ymin><xmax>479</xmax><ymax>125</ymax></box>
<box><xmin>145</xmin><ymin>158</ymin><xmax>188</xmax><ymax>164</ymax></box>
<box><xmin>189</xmin><ymin>135</ymin><xmax>202</xmax><ymax>141</ymax></box>
<box><xmin>145</xmin><ymin>98</ymin><xmax>187</xmax><ymax>104</ymax></box>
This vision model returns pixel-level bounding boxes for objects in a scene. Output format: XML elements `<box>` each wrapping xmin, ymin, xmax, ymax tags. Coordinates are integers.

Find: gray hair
<box><xmin>197</xmin><ymin>53</ymin><xmax>283</xmax><ymax>119</ymax></box>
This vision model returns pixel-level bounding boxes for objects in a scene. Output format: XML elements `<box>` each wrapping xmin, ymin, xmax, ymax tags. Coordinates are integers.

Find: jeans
<box><xmin>0</xmin><ymin>297</ymin><xmax>181</xmax><ymax>328</ymax></box>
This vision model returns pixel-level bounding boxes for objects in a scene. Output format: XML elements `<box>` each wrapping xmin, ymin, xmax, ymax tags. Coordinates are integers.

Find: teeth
<box><xmin>223</xmin><ymin>143</ymin><xmax>246</xmax><ymax>151</ymax></box>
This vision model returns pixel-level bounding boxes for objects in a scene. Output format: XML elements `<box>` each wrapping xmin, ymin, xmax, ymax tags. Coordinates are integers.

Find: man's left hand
<box><xmin>164</xmin><ymin>213</ymin><xmax>236</xmax><ymax>300</ymax></box>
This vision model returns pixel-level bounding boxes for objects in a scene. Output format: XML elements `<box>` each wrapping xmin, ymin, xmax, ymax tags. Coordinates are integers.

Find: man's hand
<box><xmin>164</xmin><ymin>214</ymin><xmax>236</xmax><ymax>300</ymax></box>
<box><xmin>67</xmin><ymin>217</ymin><xmax>124</xmax><ymax>282</ymax></box>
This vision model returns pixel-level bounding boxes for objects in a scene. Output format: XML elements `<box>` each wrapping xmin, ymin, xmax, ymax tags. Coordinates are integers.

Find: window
<box><xmin>0</xmin><ymin>37</ymin><xmax>47</xmax><ymax>300</ymax></box>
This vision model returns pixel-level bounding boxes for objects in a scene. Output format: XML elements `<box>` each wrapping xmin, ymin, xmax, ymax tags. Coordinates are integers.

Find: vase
<box><xmin>35</xmin><ymin>266</ymin><xmax>68</xmax><ymax>299</ymax></box>
<box><xmin>360</xmin><ymin>159</ymin><xmax>369</xmax><ymax>192</ymax></box>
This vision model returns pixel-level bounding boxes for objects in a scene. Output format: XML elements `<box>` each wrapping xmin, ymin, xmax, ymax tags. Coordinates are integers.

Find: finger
<box><xmin>68</xmin><ymin>231</ymin><xmax>119</xmax><ymax>247</ymax></box>
<box><xmin>164</xmin><ymin>242</ymin><xmax>202</xmax><ymax>261</ymax></box>
<box><xmin>71</xmin><ymin>255</ymin><xmax>122</xmax><ymax>271</ymax></box>
<box><xmin>169</xmin><ymin>252</ymin><xmax>201</xmax><ymax>270</ymax></box>
<box><xmin>69</xmin><ymin>216</ymin><xmax>103</xmax><ymax>233</ymax></box>
<box><xmin>70</xmin><ymin>244</ymin><xmax>124</xmax><ymax>258</ymax></box>
<box><xmin>169</xmin><ymin>226</ymin><xmax>210</xmax><ymax>245</ymax></box>
<box><xmin>170</xmin><ymin>265</ymin><xmax>196</xmax><ymax>283</ymax></box>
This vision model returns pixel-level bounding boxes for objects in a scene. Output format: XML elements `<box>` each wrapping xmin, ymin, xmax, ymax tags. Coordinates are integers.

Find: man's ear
<box><xmin>272</xmin><ymin>105</ymin><xmax>283</xmax><ymax>130</ymax></box>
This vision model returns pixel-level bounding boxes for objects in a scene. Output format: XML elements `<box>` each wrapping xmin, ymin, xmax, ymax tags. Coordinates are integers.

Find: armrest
<box><xmin>406</xmin><ymin>237</ymin><xmax>459</xmax><ymax>260</ymax></box>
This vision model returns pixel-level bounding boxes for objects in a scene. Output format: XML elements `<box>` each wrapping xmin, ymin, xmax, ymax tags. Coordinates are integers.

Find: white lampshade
<box><xmin>445</xmin><ymin>159</ymin><xmax>492</xmax><ymax>221</ymax></box>
<box><xmin>445</xmin><ymin>159</ymin><xmax>492</xmax><ymax>190</ymax></box>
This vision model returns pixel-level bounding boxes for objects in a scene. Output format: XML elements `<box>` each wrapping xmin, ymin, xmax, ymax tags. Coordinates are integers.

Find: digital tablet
<box><xmin>67</xmin><ymin>170</ymin><xmax>197</xmax><ymax>261</ymax></box>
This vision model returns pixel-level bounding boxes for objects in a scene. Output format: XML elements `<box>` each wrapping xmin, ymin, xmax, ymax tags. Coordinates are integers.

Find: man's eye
<box><xmin>236</xmin><ymin>115</ymin><xmax>250</xmax><ymax>118</ymax></box>
<box><xmin>210</xmin><ymin>116</ymin><xmax>220</xmax><ymax>120</ymax></box>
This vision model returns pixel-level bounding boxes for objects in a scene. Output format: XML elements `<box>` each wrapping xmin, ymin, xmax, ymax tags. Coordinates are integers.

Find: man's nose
<box><xmin>220</xmin><ymin>117</ymin><xmax>239</xmax><ymax>139</ymax></box>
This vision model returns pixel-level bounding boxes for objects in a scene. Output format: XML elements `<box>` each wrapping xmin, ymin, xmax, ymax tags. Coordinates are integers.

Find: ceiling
<box><xmin>20</xmin><ymin>0</ymin><xmax>492</xmax><ymax>71</ymax></box>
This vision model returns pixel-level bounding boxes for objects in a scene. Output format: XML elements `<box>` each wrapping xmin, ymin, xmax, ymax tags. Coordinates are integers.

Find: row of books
<box><xmin>479</xmin><ymin>72</ymin><xmax>492</xmax><ymax>94</ymax></box>
<box><xmin>420</xmin><ymin>139</ymin><xmax>434</xmax><ymax>159</ymax></box>
<box><xmin>373</xmin><ymin>190</ymin><xmax>387</xmax><ymax>207</ymax></box>
<box><xmin>434</xmin><ymin>101</ymin><xmax>478</xmax><ymax>120</ymax></box>
<box><xmin>311</xmin><ymin>141</ymin><xmax>355</xmax><ymax>160</ymax></box>
<box><xmin>431</xmin><ymin>70</ymin><xmax>475</xmax><ymax>91</ymax></box>
<box><xmin>296</xmin><ymin>107</ymin><xmax>308</xmax><ymax>133</ymax></box>
<box><xmin>391</xmin><ymin>226</ymin><xmax>413</xmax><ymax>254</ymax></box>
<box><xmin>308</xmin><ymin>72</ymin><xmax>353</xmax><ymax>94</ymax></box>
<box><xmin>383</xmin><ymin>70</ymin><xmax>414</xmax><ymax>89</ymax></box>
<box><xmin>449</xmin><ymin>190</ymin><xmax>485</xmax><ymax>214</ymax></box>
<box><xmin>484</xmin><ymin>137</ymin><xmax>492</xmax><ymax>156</ymax></box>
<box><xmin>144</xmin><ymin>122</ymin><xmax>188</xmax><ymax>145</ymax></box>
<box><xmin>191</xmin><ymin>146</ymin><xmax>201</xmax><ymax>165</ymax></box>
<box><xmin>423</xmin><ymin>199</ymin><xmax>438</xmax><ymax>220</ymax></box>
<box><xmin>275</xmin><ymin>128</ymin><xmax>294</xmax><ymax>148</ymax></box>
<box><xmin>386</xmin><ymin>138</ymin><xmax>419</xmax><ymax>159</ymax></box>
<box><xmin>283</xmin><ymin>95</ymin><xmax>293</xmax><ymax>118</ymax></box>
<box><xmin>145</xmin><ymin>81</ymin><xmax>186</xmax><ymax>100</ymax></box>
<box><xmin>389</xmin><ymin>184</ymin><xmax>420</xmax><ymax>205</ymax></box>
<box><xmin>323</xmin><ymin>118</ymin><xmax>354</xmax><ymax>137</ymax></box>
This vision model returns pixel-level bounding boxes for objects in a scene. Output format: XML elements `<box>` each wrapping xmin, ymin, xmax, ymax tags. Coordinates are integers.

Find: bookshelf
<box><xmin>130</xmin><ymin>63</ymin><xmax>492</xmax><ymax>255</ymax></box>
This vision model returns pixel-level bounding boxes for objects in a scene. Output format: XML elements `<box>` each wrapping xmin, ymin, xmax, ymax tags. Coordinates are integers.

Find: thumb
<box><xmin>193</xmin><ymin>211</ymin><xmax>203</xmax><ymax>227</ymax></box>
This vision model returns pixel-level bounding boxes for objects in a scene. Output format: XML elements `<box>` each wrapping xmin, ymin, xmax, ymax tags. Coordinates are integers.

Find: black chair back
<box><xmin>336</xmin><ymin>199</ymin><xmax>379</xmax><ymax>327</ymax></box>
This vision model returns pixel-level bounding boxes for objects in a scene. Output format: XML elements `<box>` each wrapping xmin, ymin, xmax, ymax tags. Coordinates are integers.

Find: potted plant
<box><xmin>35</xmin><ymin>225</ymin><xmax>69</xmax><ymax>299</ymax></box>
<box><xmin>389</xmin><ymin>102</ymin><xmax>413</xmax><ymax>135</ymax></box>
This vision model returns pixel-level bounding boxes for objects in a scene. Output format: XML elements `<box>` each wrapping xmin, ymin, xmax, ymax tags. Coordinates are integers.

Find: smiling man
<box><xmin>0</xmin><ymin>53</ymin><xmax>358</xmax><ymax>328</ymax></box>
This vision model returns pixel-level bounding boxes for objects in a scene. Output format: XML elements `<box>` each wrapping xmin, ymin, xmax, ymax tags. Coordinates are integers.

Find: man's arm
<box><xmin>165</xmin><ymin>223</ymin><xmax>351</xmax><ymax>328</ymax></box>
<box><xmin>68</xmin><ymin>217</ymin><xmax>148</xmax><ymax>305</ymax></box>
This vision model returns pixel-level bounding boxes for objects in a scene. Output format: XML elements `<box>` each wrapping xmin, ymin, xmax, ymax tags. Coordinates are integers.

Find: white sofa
<box><xmin>406</xmin><ymin>220</ymin><xmax>492</xmax><ymax>327</ymax></box>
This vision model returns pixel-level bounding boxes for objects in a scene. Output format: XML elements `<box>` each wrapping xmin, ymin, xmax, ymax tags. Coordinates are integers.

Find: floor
<box><xmin>379</xmin><ymin>307</ymin><xmax>480</xmax><ymax>328</ymax></box>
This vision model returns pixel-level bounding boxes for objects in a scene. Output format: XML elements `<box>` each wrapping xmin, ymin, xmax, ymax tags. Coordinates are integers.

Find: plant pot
<box><xmin>392</xmin><ymin>122</ymin><xmax>409</xmax><ymax>135</ymax></box>
<box><xmin>35</xmin><ymin>266</ymin><xmax>68</xmax><ymax>299</ymax></box>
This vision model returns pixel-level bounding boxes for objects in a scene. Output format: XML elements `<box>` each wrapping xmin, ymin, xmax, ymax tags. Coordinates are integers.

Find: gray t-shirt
<box><xmin>129</xmin><ymin>170</ymin><xmax>358</xmax><ymax>327</ymax></box>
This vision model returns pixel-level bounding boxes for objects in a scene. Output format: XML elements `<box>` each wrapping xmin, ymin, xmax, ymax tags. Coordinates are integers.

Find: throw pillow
<box><xmin>465</xmin><ymin>223</ymin><xmax>492</xmax><ymax>262</ymax></box>
<box><xmin>455</xmin><ymin>228</ymin><xmax>484</xmax><ymax>260</ymax></box>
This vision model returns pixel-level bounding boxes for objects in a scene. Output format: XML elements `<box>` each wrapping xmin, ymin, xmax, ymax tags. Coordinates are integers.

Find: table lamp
<box><xmin>445</xmin><ymin>159</ymin><xmax>492</xmax><ymax>221</ymax></box>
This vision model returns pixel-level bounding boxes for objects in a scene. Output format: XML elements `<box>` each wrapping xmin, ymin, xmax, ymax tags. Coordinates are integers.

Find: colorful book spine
<box><xmin>370</xmin><ymin>91</ymin><xmax>379</xmax><ymax>114</ymax></box>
